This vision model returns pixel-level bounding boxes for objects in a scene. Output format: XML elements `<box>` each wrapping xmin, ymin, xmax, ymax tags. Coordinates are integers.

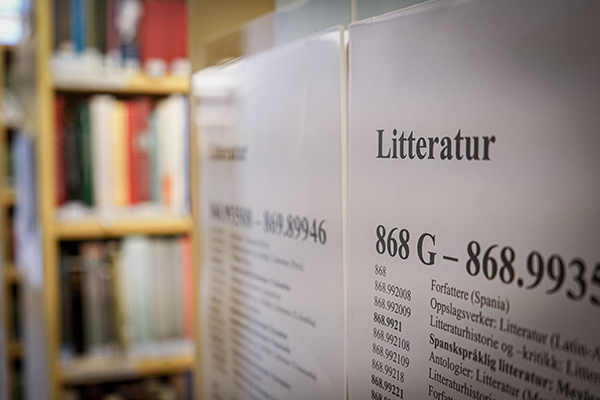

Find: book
<box><xmin>120</xmin><ymin>236</ymin><xmax>154</xmax><ymax>347</ymax></box>
<box><xmin>150</xmin><ymin>110</ymin><xmax>160</xmax><ymax>203</ymax></box>
<box><xmin>156</xmin><ymin>95</ymin><xmax>187</xmax><ymax>213</ymax></box>
<box><xmin>88</xmin><ymin>0</ymin><xmax>108</xmax><ymax>53</ymax></box>
<box><xmin>118</xmin><ymin>0</ymin><xmax>142</xmax><ymax>63</ymax></box>
<box><xmin>60</xmin><ymin>243</ymin><xmax>85</xmax><ymax>357</ymax></box>
<box><xmin>167</xmin><ymin>238</ymin><xmax>185</xmax><ymax>337</ymax></box>
<box><xmin>90</xmin><ymin>95</ymin><xmax>116</xmax><ymax>211</ymax></box>
<box><xmin>111</xmin><ymin>100</ymin><xmax>129</xmax><ymax>207</ymax></box>
<box><xmin>127</xmin><ymin>97</ymin><xmax>153</xmax><ymax>204</ymax></box>
<box><xmin>59</xmin><ymin>252</ymin><xmax>75</xmax><ymax>359</ymax></box>
<box><xmin>80</xmin><ymin>242</ymin><xmax>109</xmax><ymax>356</ymax></box>
<box><xmin>54</xmin><ymin>0</ymin><xmax>71</xmax><ymax>49</ymax></box>
<box><xmin>182</xmin><ymin>236</ymin><xmax>193</xmax><ymax>338</ymax></box>
<box><xmin>77</xmin><ymin>102</ymin><xmax>94</xmax><ymax>206</ymax></box>
<box><xmin>106</xmin><ymin>0</ymin><xmax>121</xmax><ymax>56</ymax></box>
<box><xmin>64</xmin><ymin>101</ymin><xmax>82</xmax><ymax>202</ymax></box>
<box><xmin>70</xmin><ymin>0</ymin><xmax>88</xmax><ymax>53</ymax></box>
<box><xmin>153</xmin><ymin>238</ymin><xmax>170</xmax><ymax>339</ymax></box>
<box><xmin>139</xmin><ymin>0</ymin><xmax>188</xmax><ymax>68</ymax></box>
<box><xmin>55</xmin><ymin>95</ymin><xmax>68</xmax><ymax>206</ymax></box>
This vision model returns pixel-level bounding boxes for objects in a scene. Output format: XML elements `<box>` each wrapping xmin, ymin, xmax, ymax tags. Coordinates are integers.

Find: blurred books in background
<box><xmin>52</xmin><ymin>0</ymin><xmax>189</xmax><ymax>86</ymax></box>
<box><xmin>59</xmin><ymin>235</ymin><xmax>194</xmax><ymax>361</ymax></box>
<box><xmin>55</xmin><ymin>94</ymin><xmax>190</xmax><ymax>219</ymax></box>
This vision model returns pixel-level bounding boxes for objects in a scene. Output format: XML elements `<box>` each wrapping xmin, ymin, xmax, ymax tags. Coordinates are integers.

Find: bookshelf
<box><xmin>29</xmin><ymin>0</ymin><xmax>197</xmax><ymax>399</ymax></box>
<box><xmin>1</xmin><ymin>43</ymin><xmax>23</xmax><ymax>400</ymax></box>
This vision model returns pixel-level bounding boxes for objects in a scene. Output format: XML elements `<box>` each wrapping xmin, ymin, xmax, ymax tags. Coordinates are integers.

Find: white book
<box><xmin>170</xmin><ymin>237</ymin><xmax>185</xmax><ymax>338</ymax></box>
<box><xmin>89</xmin><ymin>95</ymin><xmax>116</xmax><ymax>211</ymax></box>
<box><xmin>156</xmin><ymin>95</ymin><xmax>187</xmax><ymax>214</ymax></box>
<box><xmin>120</xmin><ymin>236</ymin><xmax>154</xmax><ymax>350</ymax></box>
<box><xmin>153</xmin><ymin>238</ymin><xmax>170</xmax><ymax>339</ymax></box>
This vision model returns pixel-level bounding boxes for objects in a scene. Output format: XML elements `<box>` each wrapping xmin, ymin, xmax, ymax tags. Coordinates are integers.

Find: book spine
<box><xmin>170</xmin><ymin>95</ymin><xmax>187</xmax><ymax>214</ymax></box>
<box><xmin>87</xmin><ymin>0</ymin><xmax>97</xmax><ymax>50</ymax></box>
<box><xmin>128</xmin><ymin>97</ymin><xmax>153</xmax><ymax>204</ymax></box>
<box><xmin>183</xmin><ymin>96</ymin><xmax>190</xmax><ymax>213</ymax></box>
<box><xmin>60</xmin><ymin>253</ymin><xmax>74</xmax><ymax>359</ymax></box>
<box><xmin>157</xmin><ymin>96</ymin><xmax>185</xmax><ymax>210</ymax></box>
<box><xmin>81</xmin><ymin>242</ymin><xmax>104</xmax><ymax>355</ymax></box>
<box><xmin>78</xmin><ymin>102</ymin><xmax>94</xmax><ymax>206</ymax></box>
<box><xmin>118</xmin><ymin>237</ymin><xmax>136</xmax><ymax>350</ymax></box>
<box><xmin>55</xmin><ymin>95</ymin><xmax>68</xmax><ymax>206</ymax></box>
<box><xmin>182</xmin><ymin>235</ymin><xmax>193</xmax><ymax>338</ymax></box>
<box><xmin>54</xmin><ymin>0</ymin><xmax>71</xmax><ymax>49</ymax></box>
<box><xmin>112</xmin><ymin>100</ymin><xmax>130</xmax><ymax>206</ymax></box>
<box><xmin>70</xmin><ymin>0</ymin><xmax>87</xmax><ymax>53</ymax></box>
<box><xmin>95</xmin><ymin>0</ymin><xmax>107</xmax><ymax>53</ymax></box>
<box><xmin>90</xmin><ymin>95</ymin><xmax>115</xmax><ymax>211</ymax></box>
<box><xmin>118</xmin><ymin>0</ymin><xmax>142</xmax><ymax>63</ymax></box>
<box><xmin>142</xmin><ymin>237</ymin><xmax>156</xmax><ymax>343</ymax></box>
<box><xmin>123</xmin><ymin>236</ymin><xmax>154</xmax><ymax>347</ymax></box>
<box><xmin>150</xmin><ymin>109</ymin><xmax>160</xmax><ymax>203</ymax></box>
<box><xmin>64</xmin><ymin>102</ymin><xmax>81</xmax><ymax>202</ymax></box>
<box><xmin>138</xmin><ymin>0</ymin><xmax>188</xmax><ymax>67</ymax></box>
<box><xmin>106</xmin><ymin>0</ymin><xmax>121</xmax><ymax>56</ymax></box>
<box><xmin>71</xmin><ymin>254</ymin><xmax>85</xmax><ymax>355</ymax></box>
<box><xmin>153</xmin><ymin>238</ymin><xmax>169</xmax><ymax>339</ymax></box>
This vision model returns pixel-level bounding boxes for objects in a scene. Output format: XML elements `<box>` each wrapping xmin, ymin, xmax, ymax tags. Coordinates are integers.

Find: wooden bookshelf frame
<box><xmin>1</xmin><ymin>188</ymin><xmax>15</xmax><ymax>207</ymax></box>
<box><xmin>3</xmin><ymin>264</ymin><xmax>20</xmax><ymax>285</ymax></box>
<box><xmin>7</xmin><ymin>341</ymin><xmax>22</xmax><ymax>360</ymax></box>
<box><xmin>55</xmin><ymin>75</ymin><xmax>191</xmax><ymax>95</ymax></box>
<box><xmin>55</xmin><ymin>216</ymin><xmax>193</xmax><ymax>239</ymax></box>
<box><xmin>59</xmin><ymin>354</ymin><xmax>194</xmax><ymax>385</ymax></box>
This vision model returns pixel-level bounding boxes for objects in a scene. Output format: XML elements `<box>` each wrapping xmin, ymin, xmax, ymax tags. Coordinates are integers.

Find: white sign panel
<box><xmin>348</xmin><ymin>1</ymin><xmax>600</xmax><ymax>400</ymax></box>
<box><xmin>196</xmin><ymin>28</ymin><xmax>346</xmax><ymax>400</ymax></box>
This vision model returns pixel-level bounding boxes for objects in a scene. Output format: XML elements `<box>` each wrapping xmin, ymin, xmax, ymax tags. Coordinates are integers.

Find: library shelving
<box><xmin>29</xmin><ymin>0</ymin><xmax>197</xmax><ymax>399</ymax></box>
<box><xmin>1</xmin><ymin>43</ymin><xmax>23</xmax><ymax>400</ymax></box>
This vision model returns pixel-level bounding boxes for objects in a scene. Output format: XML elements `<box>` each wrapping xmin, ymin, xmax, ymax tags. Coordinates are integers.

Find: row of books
<box><xmin>63</xmin><ymin>373</ymin><xmax>192</xmax><ymax>400</ymax></box>
<box><xmin>55</xmin><ymin>94</ymin><xmax>190</xmax><ymax>216</ymax></box>
<box><xmin>53</xmin><ymin>0</ymin><xmax>187</xmax><ymax>75</ymax></box>
<box><xmin>60</xmin><ymin>236</ymin><xmax>194</xmax><ymax>360</ymax></box>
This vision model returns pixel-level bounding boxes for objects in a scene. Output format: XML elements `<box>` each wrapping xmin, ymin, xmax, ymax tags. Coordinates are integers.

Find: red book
<box><xmin>127</xmin><ymin>97</ymin><xmax>153</xmax><ymax>204</ymax></box>
<box><xmin>55</xmin><ymin>95</ymin><xmax>68</xmax><ymax>206</ymax></box>
<box><xmin>139</xmin><ymin>0</ymin><xmax>188</xmax><ymax>67</ymax></box>
<box><xmin>106</xmin><ymin>0</ymin><xmax>120</xmax><ymax>54</ymax></box>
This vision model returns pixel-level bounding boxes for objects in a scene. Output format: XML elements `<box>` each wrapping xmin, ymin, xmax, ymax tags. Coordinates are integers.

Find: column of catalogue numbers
<box><xmin>196</xmin><ymin>28</ymin><xmax>346</xmax><ymax>400</ymax></box>
<box><xmin>347</xmin><ymin>1</ymin><xmax>600</xmax><ymax>400</ymax></box>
